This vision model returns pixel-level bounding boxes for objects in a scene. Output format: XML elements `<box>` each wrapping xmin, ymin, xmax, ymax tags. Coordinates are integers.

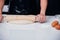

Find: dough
<box><xmin>7</xmin><ymin>20</ymin><xmax>34</xmax><ymax>24</ymax></box>
<box><xmin>4</xmin><ymin>15</ymin><xmax>36</xmax><ymax>22</ymax></box>
<box><xmin>3</xmin><ymin>15</ymin><xmax>36</xmax><ymax>24</ymax></box>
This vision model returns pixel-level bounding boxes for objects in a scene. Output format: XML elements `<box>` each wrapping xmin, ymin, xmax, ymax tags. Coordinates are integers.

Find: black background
<box><xmin>4</xmin><ymin>0</ymin><xmax>60</xmax><ymax>15</ymax></box>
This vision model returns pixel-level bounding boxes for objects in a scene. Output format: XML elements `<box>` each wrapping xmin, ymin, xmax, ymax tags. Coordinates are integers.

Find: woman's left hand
<box><xmin>35</xmin><ymin>13</ymin><xmax>46</xmax><ymax>23</ymax></box>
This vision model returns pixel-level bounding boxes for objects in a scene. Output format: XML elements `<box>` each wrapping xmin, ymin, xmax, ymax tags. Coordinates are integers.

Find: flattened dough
<box><xmin>4</xmin><ymin>15</ymin><xmax>36</xmax><ymax>21</ymax></box>
<box><xmin>3</xmin><ymin>15</ymin><xmax>36</xmax><ymax>24</ymax></box>
<box><xmin>7</xmin><ymin>20</ymin><xmax>34</xmax><ymax>24</ymax></box>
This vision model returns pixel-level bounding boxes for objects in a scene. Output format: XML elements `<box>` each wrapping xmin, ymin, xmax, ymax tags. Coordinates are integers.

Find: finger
<box><xmin>0</xmin><ymin>16</ymin><xmax>3</xmax><ymax>23</ymax></box>
<box><xmin>40</xmin><ymin>16</ymin><xmax>46</xmax><ymax>23</ymax></box>
<box><xmin>0</xmin><ymin>19</ymin><xmax>1</xmax><ymax>22</ymax></box>
<box><xmin>35</xmin><ymin>16</ymin><xmax>38</xmax><ymax>21</ymax></box>
<box><xmin>39</xmin><ymin>15</ymin><xmax>43</xmax><ymax>22</ymax></box>
<box><xmin>42</xmin><ymin>16</ymin><xmax>46</xmax><ymax>22</ymax></box>
<box><xmin>35</xmin><ymin>15</ymin><xmax>40</xmax><ymax>21</ymax></box>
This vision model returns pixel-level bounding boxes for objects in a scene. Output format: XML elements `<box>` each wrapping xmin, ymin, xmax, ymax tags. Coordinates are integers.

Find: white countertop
<box><xmin>0</xmin><ymin>15</ymin><xmax>60</xmax><ymax>40</ymax></box>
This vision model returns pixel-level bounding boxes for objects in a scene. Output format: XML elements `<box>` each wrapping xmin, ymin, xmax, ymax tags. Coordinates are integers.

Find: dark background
<box><xmin>4</xmin><ymin>0</ymin><xmax>60</xmax><ymax>15</ymax></box>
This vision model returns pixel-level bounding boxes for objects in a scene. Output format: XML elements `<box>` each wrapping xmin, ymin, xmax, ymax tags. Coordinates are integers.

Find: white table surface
<box><xmin>0</xmin><ymin>15</ymin><xmax>60</xmax><ymax>40</ymax></box>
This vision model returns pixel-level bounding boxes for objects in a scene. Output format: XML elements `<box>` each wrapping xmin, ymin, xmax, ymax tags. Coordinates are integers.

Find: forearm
<box><xmin>0</xmin><ymin>0</ymin><xmax>5</xmax><ymax>14</ymax></box>
<box><xmin>40</xmin><ymin>0</ymin><xmax>48</xmax><ymax>14</ymax></box>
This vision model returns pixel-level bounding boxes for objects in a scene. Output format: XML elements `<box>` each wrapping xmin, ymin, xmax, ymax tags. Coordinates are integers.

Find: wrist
<box><xmin>0</xmin><ymin>12</ymin><xmax>2</xmax><ymax>16</ymax></box>
<box><xmin>0</xmin><ymin>10</ymin><xmax>2</xmax><ymax>14</ymax></box>
<box><xmin>40</xmin><ymin>10</ymin><xmax>46</xmax><ymax>15</ymax></box>
<box><xmin>40</xmin><ymin>12</ymin><xmax>45</xmax><ymax>15</ymax></box>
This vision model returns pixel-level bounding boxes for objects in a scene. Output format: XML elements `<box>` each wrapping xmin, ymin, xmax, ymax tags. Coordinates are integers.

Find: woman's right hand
<box><xmin>0</xmin><ymin>13</ymin><xmax>3</xmax><ymax>23</ymax></box>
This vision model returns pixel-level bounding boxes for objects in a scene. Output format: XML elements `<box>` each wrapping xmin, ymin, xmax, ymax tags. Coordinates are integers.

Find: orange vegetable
<box><xmin>55</xmin><ymin>24</ymin><xmax>60</xmax><ymax>30</ymax></box>
<box><xmin>51</xmin><ymin>21</ymin><xmax>59</xmax><ymax>27</ymax></box>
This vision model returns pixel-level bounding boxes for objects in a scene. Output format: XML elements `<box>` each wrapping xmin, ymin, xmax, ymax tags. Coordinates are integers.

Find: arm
<box><xmin>0</xmin><ymin>0</ymin><xmax>5</xmax><ymax>14</ymax></box>
<box><xmin>35</xmin><ymin>0</ymin><xmax>48</xmax><ymax>23</ymax></box>
<box><xmin>0</xmin><ymin>0</ymin><xmax>5</xmax><ymax>22</ymax></box>
<box><xmin>40</xmin><ymin>0</ymin><xmax>48</xmax><ymax>15</ymax></box>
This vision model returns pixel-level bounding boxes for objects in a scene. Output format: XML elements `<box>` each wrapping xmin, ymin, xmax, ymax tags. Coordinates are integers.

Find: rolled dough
<box><xmin>7</xmin><ymin>20</ymin><xmax>34</xmax><ymax>24</ymax></box>
<box><xmin>3</xmin><ymin>15</ymin><xmax>36</xmax><ymax>24</ymax></box>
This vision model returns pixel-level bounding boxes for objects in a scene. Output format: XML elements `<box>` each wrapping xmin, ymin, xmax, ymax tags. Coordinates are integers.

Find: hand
<box><xmin>0</xmin><ymin>13</ymin><xmax>3</xmax><ymax>23</ymax></box>
<box><xmin>35</xmin><ymin>13</ymin><xmax>46</xmax><ymax>23</ymax></box>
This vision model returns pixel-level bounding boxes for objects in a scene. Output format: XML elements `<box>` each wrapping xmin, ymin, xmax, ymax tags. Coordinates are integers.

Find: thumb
<box><xmin>35</xmin><ymin>16</ymin><xmax>39</xmax><ymax>22</ymax></box>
